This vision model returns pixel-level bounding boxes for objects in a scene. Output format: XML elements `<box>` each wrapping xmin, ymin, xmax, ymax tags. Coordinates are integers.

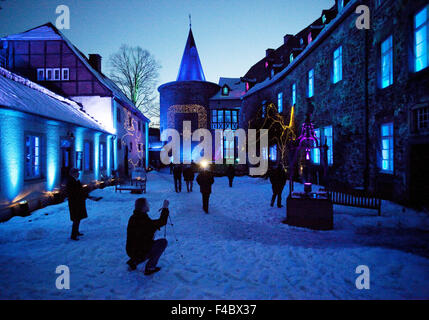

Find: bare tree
<box><xmin>109</xmin><ymin>45</ymin><xmax>161</xmax><ymax>126</ymax></box>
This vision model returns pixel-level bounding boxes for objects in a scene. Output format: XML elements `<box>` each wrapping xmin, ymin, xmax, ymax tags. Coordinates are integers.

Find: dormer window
<box><xmin>245</xmin><ymin>82</ymin><xmax>250</xmax><ymax>92</ymax></box>
<box><xmin>300</xmin><ymin>38</ymin><xmax>304</xmax><ymax>46</ymax></box>
<box><xmin>322</xmin><ymin>14</ymin><xmax>327</xmax><ymax>24</ymax></box>
<box><xmin>271</xmin><ymin>69</ymin><xmax>275</xmax><ymax>78</ymax></box>
<box><xmin>290</xmin><ymin>53</ymin><xmax>294</xmax><ymax>63</ymax></box>
<box><xmin>265</xmin><ymin>61</ymin><xmax>269</xmax><ymax>69</ymax></box>
<box><xmin>222</xmin><ymin>85</ymin><xmax>229</xmax><ymax>96</ymax></box>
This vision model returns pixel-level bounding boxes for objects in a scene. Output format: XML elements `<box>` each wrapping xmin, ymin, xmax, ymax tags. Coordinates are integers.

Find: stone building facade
<box><xmin>241</xmin><ymin>0</ymin><xmax>429</xmax><ymax>205</ymax></box>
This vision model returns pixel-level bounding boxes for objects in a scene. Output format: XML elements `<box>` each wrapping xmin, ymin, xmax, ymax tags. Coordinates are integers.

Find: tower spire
<box><xmin>176</xmin><ymin>24</ymin><xmax>206</xmax><ymax>81</ymax></box>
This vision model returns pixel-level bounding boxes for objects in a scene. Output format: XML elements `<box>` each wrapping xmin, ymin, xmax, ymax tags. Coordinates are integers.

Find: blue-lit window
<box><xmin>222</xmin><ymin>86</ymin><xmax>229</xmax><ymax>96</ymax></box>
<box><xmin>414</xmin><ymin>6</ymin><xmax>428</xmax><ymax>72</ymax></box>
<box><xmin>380</xmin><ymin>35</ymin><xmax>393</xmax><ymax>88</ymax></box>
<box><xmin>223</xmin><ymin>136</ymin><xmax>235</xmax><ymax>162</ymax></box>
<box><xmin>100</xmin><ymin>142</ymin><xmax>106</xmax><ymax>170</ymax></box>
<box><xmin>307</xmin><ymin>69</ymin><xmax>314</xmax><ymax>98</ymax></box>
<box><xmin>269</xmin><ymin>145</ymin><xmax>277</xmax><ymax>161</ymax></box>
<box><xmin>277</xmin><ymin>92</ymin><xmax>283</xmax><ymax>113</ymax></box>
<box><xmin>84</xmin><ymin>141</ymin><xmax>93</xmax><ymax>172</ymax></box>
<box><xmin>292</xmin><ymin>83</ymin><xmax>296</xmax><ymax>105</ymax></box>
<box><xmin>25</xmin><ymin>135</ymin><xmax>42</xmax><ymax>179</ymax></box>
<box><xmin>333</xmin><ymin>46</ymin><xmax>343</xmax><ymax>83</ymax></box>
<box><xmin>312</xmin><ymin>128</ymin><xmax>321</xmax><ymax>164</ymax></box>
<box><xmin>290</xmin><ymin>53</ymin><xmax>294</xmax><ymax>63</ymax></box>
<box><xmin>262</xmin><ymin>100</ymin><xmax>267</xmax><ymax>118</ymax></box>
<box><xmin>324</xmin><ymin>126</ymin><xmax>333</xmax><ymax>165</ymax></box>
<box><xmin>380</xmin><ymin>122</ymin><xmax>394</xmax><ymax>173</ymax></box>
<box><xmin>211</xmin><ymin>109</ymin><xmax>239</xmax><ymax>130</ymax></box>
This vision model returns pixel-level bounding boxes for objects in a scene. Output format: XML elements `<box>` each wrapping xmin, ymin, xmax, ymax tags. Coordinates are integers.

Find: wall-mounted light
<box><xmin>12</xmin><ymin>200</ymin><xmax>29</xmax><ymax>217</ymax></box>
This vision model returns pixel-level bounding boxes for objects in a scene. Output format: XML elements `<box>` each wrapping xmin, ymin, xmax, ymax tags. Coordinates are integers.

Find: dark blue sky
<box><xmin>0</xmin><ymin>0</ymin><xmax>334</xmax><ymax>86</ymax></box>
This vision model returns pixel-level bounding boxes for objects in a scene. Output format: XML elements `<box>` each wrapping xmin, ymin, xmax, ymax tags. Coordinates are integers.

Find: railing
<box><xmin>326</xmin><ymin>188</ymin><xmax>381</xmax><ymax>216</ymax></box>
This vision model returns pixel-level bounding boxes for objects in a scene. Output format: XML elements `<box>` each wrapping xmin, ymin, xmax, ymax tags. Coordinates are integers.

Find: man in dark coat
<box><xmin>226</xmin><ymin>165</ymin><xmax>235</xmax><ymax>188</ymax></box>
<box><xmin>66</xmin><ymin>168</ymin><xmax>88</xmax><ymax>241</ymax></box>
<box><xmin>196</xmin><ymin>165</ymin><xmax>215</xmax><ymax>213</ymax></box>
<box><xmin>173</xmin><ymin>164</ymin><xmax>182</xmax><ymax>193</ymax></box>
<box><xmin>183</xmin><ymin>165</ymin><xmax>195</xmax><ymax>192</ymax></box>
<box><xmin>126</xmin><ymin>198</ymin><xmax>169</xmax><ymax>275</ymax></box>
<box><xmin>269</xmin><ymin>166</ymin><xmax>287</xmax><ymax>208</ymax></box>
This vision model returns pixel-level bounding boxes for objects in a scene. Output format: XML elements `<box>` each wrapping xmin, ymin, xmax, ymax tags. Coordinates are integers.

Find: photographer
<box><xmin>126</xmin><ymin>198</ymin><xmax>169</xmax><ymax>275</ymax></box>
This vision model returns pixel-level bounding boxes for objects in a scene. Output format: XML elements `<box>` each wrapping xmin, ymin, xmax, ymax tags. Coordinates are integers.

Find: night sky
<box><xmin>0</xmin><ymin>0</ymin><xmax>334</xmax><ymax>86</ymax></box>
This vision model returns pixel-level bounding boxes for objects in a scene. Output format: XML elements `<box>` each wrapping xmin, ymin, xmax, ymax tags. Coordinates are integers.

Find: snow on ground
<box><xmin>1</xmin><ymin>169</ymin><xmax>429</xmax><ymax>300</ymax></box>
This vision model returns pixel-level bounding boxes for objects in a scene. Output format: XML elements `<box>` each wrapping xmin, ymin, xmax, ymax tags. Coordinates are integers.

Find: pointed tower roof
<box><xmin>176</xmin><ymin>28</ymin><xmax>206</xmax><ymax>81</ymax></box>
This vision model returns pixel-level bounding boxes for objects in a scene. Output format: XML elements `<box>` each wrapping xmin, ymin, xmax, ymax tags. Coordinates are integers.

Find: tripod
<box><xmin>164</xmin><ymin>213</ymin><xmax>185</xmax><ymax>261</ymax></box>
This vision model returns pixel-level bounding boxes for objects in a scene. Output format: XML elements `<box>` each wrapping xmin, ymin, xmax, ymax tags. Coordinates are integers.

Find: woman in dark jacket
<box><xmin>183</xmin><ymin>165</ymin><xmax>195</xmax><ymax>192</ymax></box>
<box><xmin>196</xmin><ymin>167</ymin><xmax>215</xmax><ymax>213</ymax></box>
<box><xmin>126</xmin><ymin>198</ymin><xmax>169</xmax><ymax>275</ymax></box>
<box><xmin>66</xmin><ymin>168</ymin><xmax>88</xmax><ymax>241</ymax></box>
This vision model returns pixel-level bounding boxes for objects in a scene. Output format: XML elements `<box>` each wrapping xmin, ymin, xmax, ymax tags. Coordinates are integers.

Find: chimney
<box><xmin>89</xmin><ymin>54</ymin><xmax>102</xmax><ymax>73</ymax></box>
<box><xmin>283</xmin><ymin>34</ymin><xmax>293</xmax><ymax>45</ymax></box>
<box><xmin>265</xmin><ymin>48</ymin><xmax>275</xmax><ymax>58</ymax></box>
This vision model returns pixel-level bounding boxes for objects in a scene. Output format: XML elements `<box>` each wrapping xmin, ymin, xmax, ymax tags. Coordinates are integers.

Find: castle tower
<box><xmin>158</xmin><ymin>26</ymin><xmax>219</xmax><ymax>162</ymax></box>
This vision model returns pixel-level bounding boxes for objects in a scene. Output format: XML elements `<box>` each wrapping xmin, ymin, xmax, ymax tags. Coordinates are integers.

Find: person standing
<box><xmin>66</xmin><ymin>168</ymin><xmax>88</xmax><ymax>241</ymax></box>
<box><xmin>196</xmin><ymin>166</ymin><xmax>214</xmax><ymax>213</ymax></box>
<box><xmin>183</xmin><ymin>165</ymin><xmax>195</xmax><ymax>192</ymax></box>
<box><xmin>269</xmin><ymin>166</ymin><xmax>287</xmax><ymax>208</ymax></box>
<box><xmin>226</xmin><ymin>164</ymin><xmax>235</xmax><ymax>188</ymax></box>
<box><xmin>173</xmin><ymin>164</ymin><xmax>183</xmax><ymax>192</ymax></box>
<box><xmin>126</xmin><ymin>198</ymin><xmax>169</xmax><ymax>275</ymax></box>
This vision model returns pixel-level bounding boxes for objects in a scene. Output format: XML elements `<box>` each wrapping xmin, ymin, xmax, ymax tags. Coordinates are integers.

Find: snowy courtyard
<box><xmin>0</xmin><ymin>169</ymin><xmax>429</xmax><ymax>300</ymax></box>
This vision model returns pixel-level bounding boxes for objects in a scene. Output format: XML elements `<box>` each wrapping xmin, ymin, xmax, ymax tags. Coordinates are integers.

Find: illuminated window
<box><xmin>312</xmin><ymin>128</ymin><xmax>321</xmax><ymax>164</ymax></box>
<box><xmin>277</xmin><ymin>92</ymin><xmax>283</xmax><ymax>113</ymax></box>
<box><xmin>262</xmin><ymin>100</ymin><xmax>267</xmax><ymax>118</ymax></box>
<box><xmin>380</xmin><ymin>35</ymin><xmax>393</xmax><ymax>88</ymax></box>
<box><xmin>333</xmin><ymin>46</ymin><xmax>343</xmax><ymax>83</ymax></box>
<box><xmin>414</xmin><ymin>6</ymin><xmax>428</xmax><ymax>72</ymax></box>
<box><xmin>84</xmin><ymin>140</ymin><xmax>93</xmax><ymax>172</ymax></box>
<box><xmin>245</xmin><ymin>82</ymin><xmax>250</xmax><ymax>91</ymax></box>
<box><xmin>37</xmin><ymin>69</ymin><xmax>44</xmax><ymax>81</ymax></box>
<box><xmin>25</xmin><ymin>134</ymin><xmax>42</xmax><ymax>179</ymax></box>
<box><xmin>292</xmin><ymin>83</ymin><xmax>296</xmax><ymax>105</ymax></box>
<box><xmin>324</xmin><ymin>126</ymin><xmax>333</xmax><ymax>165</ymax></box>
<box><xmin>290</xmin><ymin>53</ymin><xmax>294</xmax><ymax>63</ymax></box>
<box><xmin>307</xmin><ymin>69</ymin><xmax>314</xmax><ymax>98</ymax></box>
<box><xmin>380</xmin><ymin>122</ymin><xmax>394</xmax><ymax>173</ymax></box>
<box><xmin>223</xmin><ymin>135</ymin><xmax>235</xmax><ymax>162</ymax></box>
<box><xmin>61</xmin><ymin>68</ymin><xmax>69</xmax><ymax>81</ymax></box>
<box><xmin>308</xmin><ymin>32</ymin><xmax>313</xmax><ymax>44</ymax></box>
<box><xmin>211</xmin><ymin>109</ymin><xmax>239</xmax><ymax>130</ymax></box>
<box><xmin>222</xmin><ymin>86</ymin><xmax>229</xmax><ymax>96</ymax></box>
<box><xmin>269</xmin><ymin>145</ymin><xmax>277</xmax><ymax>161</ymax></box>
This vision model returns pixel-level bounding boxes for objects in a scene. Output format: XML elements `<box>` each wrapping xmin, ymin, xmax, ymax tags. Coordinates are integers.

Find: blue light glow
<box><xmin>94</xmin><ymin>132</ymin><xmax>101</xmax><ymax>180</ymax></box>
<box><xmin>46</xmin><ymin>124</ymin><xmax>59</xmax><ymax>191</ymax></box>
<box><xmin>0</xmin><ymin>110</ymin><xmax>23</xmax><ymax>201</ymax></box>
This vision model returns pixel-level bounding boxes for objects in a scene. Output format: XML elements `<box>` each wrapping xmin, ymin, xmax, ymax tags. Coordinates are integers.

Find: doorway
<box><xmin>410</xmin><ymin>144</ymin><xmax>429</xmax><ymax>209</ymax></box>
<box><xmin>60</xmin><ymin>138</ymin><xmax>72</xmax><ymax>183</ymax></box>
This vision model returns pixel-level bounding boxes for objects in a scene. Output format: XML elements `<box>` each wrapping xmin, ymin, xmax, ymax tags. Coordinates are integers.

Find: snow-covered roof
<box><xmin>1</xmin><ymin>23</ymin><xmax>150</xmax><ymax>123</ymax></box>
<box><xmin>243</xmin><ymin>0</ymin><xmax>357</xmax><ymax>98</ymax></box>
<box><xmin>0</xmin><ymin>67</ymin><xmax>111</xmax><ymax>133</ymax></box>
<box><xmin>210</xmin><ymin>77</ymin><xmax>246</xmax><ymax>100</ymax></box>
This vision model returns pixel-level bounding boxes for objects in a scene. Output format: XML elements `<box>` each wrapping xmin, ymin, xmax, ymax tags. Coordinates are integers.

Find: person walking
<box><xmin>126</xmin><ymin>198</ymin><xmax>169</xmax><ymax>275</ymax></box>
<box><xmin>269</xmin><ymin>166</ymin><xmax>287</xmax><ymax>208</ymax></box>
<box><xmin>66</xmin><ymin>168</ymin><xmax>88</xmax><ymax>241</ymax></box>
<box><xmin>196</xmin><ymin>165</ymin><xmax>214</xmax><ymax>213</ymax></box>
<box><xmin>173</xmin><ymin>164</ymin><xmax>182</xmax><ymax>193</ymax></box>
<box><xmin>226</xmin><ymin>164</ymin><xmax>235</xmax><ymax>188</ymax></box>
<box><xmin>183</xmin><ymin>165</ymin><xmax>195</xmax><ymax>192</ymax></box>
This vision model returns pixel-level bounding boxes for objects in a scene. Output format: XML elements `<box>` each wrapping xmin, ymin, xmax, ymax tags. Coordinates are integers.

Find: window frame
<box><xmin>61</xmin><ymin>68</ymin><xmax>69</xmax><ymax>81</ymax></box>
<box><xmin>277</xmin><ymin>92</ymin><xmax>283</xmax><ymax>113</ymax></box>
<box><xmin>83</xmin><ymin>140</ymin><xmax>93</xmax><ymax>172</ymax></box>
<box><xmin>380</xmin><ymin>35</ymin><xmax>394</xmax><ymax>89</ymax></box>
<box><xmin>380</xmin><ymin>122</ymin><xmax>394</xmax><ymax>174</ymax></box>
<box><xmin>99</xmin><ymin>142</ymin><xmax>107</xmax><ymax>170</ymax></box>
<box><xmin>37</xmin><ymin>68</ymin><xmax>45</xmax><ymax>81</ymax></box>
<box><xmin>414</xmin><ymin>5</ymin><xmax>429</xmax><ymax>73</ymax></box>
<box><xmin>307</xmin><ymin>69</ymin><xmax>314</xmax><ymax>98</ymax></box>
<box><xmin>24</xmin><ymin>133</ymin><xmax>44</xmax><ymax>181</ymax></box>
<box><xmin>332</xmin><ymin>46</ymin><xmax>343</xmax><ymax>84</ymax></box>
<box><xmin>291</xmin><ymin>83</ymin><xmax>296</xmax><ymax>106</ymax></box>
